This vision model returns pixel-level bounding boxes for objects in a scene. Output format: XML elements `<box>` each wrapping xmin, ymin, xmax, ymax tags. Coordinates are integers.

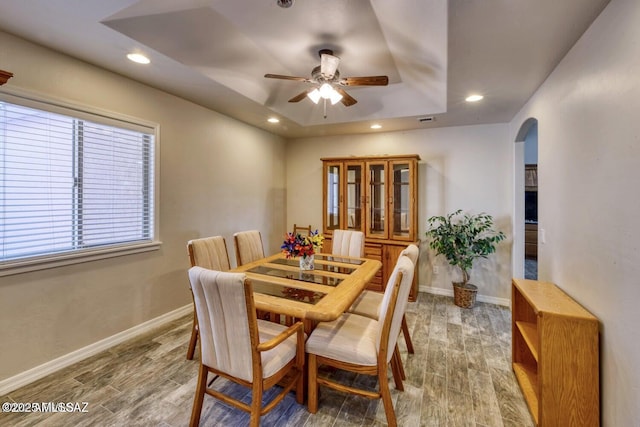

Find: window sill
<box><xmin>0</xmin><ymin>241</ymin><xmax>162</xmax><ymax>277</ymax></box>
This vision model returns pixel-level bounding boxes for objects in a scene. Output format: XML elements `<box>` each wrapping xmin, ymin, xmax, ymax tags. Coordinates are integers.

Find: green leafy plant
<box><xmin>426</xmin><ymin>210</ymin><xmax>506</xmax><ymax>285</ymax></box>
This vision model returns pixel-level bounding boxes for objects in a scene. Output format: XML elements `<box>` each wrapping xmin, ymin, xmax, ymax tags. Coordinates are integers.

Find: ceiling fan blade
<box><xmin>264</xmin><ymin>73</ymin><xmax>311</xmax><ymax>83</ymax></box>
<box><xmin>339</xmin><ymin>76</ymin><xmax>389</xmax><ymax>86</ymax></box>
<box><xmin>288</xmin><ymin>90</ymin><xmax>312</xmax><ymax>103</ymax></box>
<box><xmin>320</xmin><ymin>53</ymin><xmax>340</xmax><ymax>79</ymax></box>
<box><xmin>335</xmin><ymin>88</ymin><xmax>357</xmax><ymax>107</ymax></box>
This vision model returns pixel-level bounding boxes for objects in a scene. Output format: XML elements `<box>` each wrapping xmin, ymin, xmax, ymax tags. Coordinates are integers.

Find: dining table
<box><xmin>232</xmin><ymin>252</ymin><xmax>382</xmax><ymax>333</ymax></box>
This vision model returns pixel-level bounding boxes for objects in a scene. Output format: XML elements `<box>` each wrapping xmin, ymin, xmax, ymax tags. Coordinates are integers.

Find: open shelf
<box><xmin>511</xmin><ymin>278</ymin><xmax>599</xmax><ymax>426</ymax></box>
<box><xmin>513</xmin><ymin>362</ymin><xmax>539</xmax><ymax>425</ymax></box>
<box><xmin>515</xmin><ymin>321</ymin><xmax>538</xmax><ymax>361</ymax></box>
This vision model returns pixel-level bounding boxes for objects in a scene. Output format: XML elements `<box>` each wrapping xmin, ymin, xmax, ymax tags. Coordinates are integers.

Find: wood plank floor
<box><xmin>1</xmin><ymin>293</ymin><xmax>534</xmax><ymax>426</ymax></box>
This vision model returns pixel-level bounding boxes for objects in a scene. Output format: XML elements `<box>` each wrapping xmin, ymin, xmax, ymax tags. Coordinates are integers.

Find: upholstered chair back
<box><xmin>331</xmin><ymin>229</ymin><xmax>365</xmax><ymax>258</ymax></box>
<box><xmin>188</xmin><ymin>267</ymin><xmax>255</xmax><ymax>382</ymax></box>
<box><xmin>187</xmin><ymin>236</ymin><xmax>231</xmax><ymax>271</ymax></box>
<box><xmin>234</xmin><ymin>230</ymin><xmax>265</xmax><ymax>266</ymax></box>
<box><xmin>400</xmin><ymin>244</ymin><xmax>419</xmax><ymax>266</ymax></box>
<box><xmin>376</xmin><ymin>255</ymin><xmax>415</xmax><ymax>363</ymax></box>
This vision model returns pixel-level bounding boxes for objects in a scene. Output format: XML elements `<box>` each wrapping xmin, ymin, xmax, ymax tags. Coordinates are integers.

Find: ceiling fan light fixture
<box><xmin>307</xmin><ymin>88</ymin><xmax>321</xmax><ymax>104</ymax></box>
<box><xmin>329</xmin><ymin>90</ymin><xmax>343</xmax><ymax>105</ymax></box>
<box><xmin>319</xmin><ymin>83</ymin><xmax>334</xmax><ymax>99</ymax></box>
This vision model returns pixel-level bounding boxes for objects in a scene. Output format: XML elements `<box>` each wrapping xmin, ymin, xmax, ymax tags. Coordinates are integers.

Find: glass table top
<box><xmin>271</xmin><ymin>257</ymin><xmax>356</xmax><ymax>274</ymax></box>
<box><xmin>314</xmin><ymin>254</ymin><xmax>365</xmax><ymax>265</ymax></box>
<box><xmin>248</xmin><ymin>265</ymin><xmax>343</xmax><ymax>287</ymax></box>
<box><xmin>251</xmin><ymin>280</ymin><xmax>325</xmax><ymax>305</ymax></box>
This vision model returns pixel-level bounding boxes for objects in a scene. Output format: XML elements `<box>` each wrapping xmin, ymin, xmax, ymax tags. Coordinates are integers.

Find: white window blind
<box><xmin>0</xmin><ymin>99</ymin><xmax>155</xmax><ymax>265</ymax></box>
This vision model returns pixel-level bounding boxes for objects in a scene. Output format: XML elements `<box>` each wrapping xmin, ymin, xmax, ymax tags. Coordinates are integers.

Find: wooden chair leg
<box><xmin>189</xmin><ymin>364</ymin><xmax>208</xmax><ymax>427</ymax></box>
<box><xmin>394</xmin><ymin>344</ymin><xmax>406</xmax><ymax>381</ymax></box>
<box><xmin>186</xmin><ymin>313</ymin><xmax>198</xmax><ymax>360</ymax></box>
<box><xmin>390</xmin><ymin>349</ymin><xmax>404</xmax><ymax>391</ymax></box>
<box><xmin>308</xmin><ymin>354</ymin><xmax>319</xmax><ymax>413</ymax></box>
<box><xmin>379</xmin><ymin>363</ymin><xmax>398</xmax><ymax>427</ymax></box>
<box><xmin>250</xmin><ymin>382</ymin><xmax>263</xmax><ymax>427</ymax></box>
<box><xmin>295</xmin><ymin>329</ymin><xmax>305</xmax><ymax>405</ymax></box>
<box><xmin>401</xmin><ymin>314</ymin><xmax>415</xmax><ymax>354</ymax></box>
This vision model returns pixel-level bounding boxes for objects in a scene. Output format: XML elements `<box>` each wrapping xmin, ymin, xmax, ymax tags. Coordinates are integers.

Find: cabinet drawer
<box><xmin>364</xmin><ymin>244</ymin><xmax>382</xmax><ymax>259</ymax></box>
<box><xmin>366</xmin><ymin>272</ymin><xmax>384</xmax><ymax>292</ymax></box>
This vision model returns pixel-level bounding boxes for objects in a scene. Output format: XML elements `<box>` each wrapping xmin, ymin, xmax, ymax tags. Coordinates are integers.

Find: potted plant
<box><xmin>426</xmin><ymin>210</ymin><xmax>505</xmax><ymax>308</ymax></box>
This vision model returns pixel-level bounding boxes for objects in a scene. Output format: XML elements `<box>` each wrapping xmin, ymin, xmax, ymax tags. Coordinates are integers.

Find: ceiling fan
<box><xmin>264</xmin><ymin>49</ymin><xmax>389</xmax><ymax>109</ymax></box>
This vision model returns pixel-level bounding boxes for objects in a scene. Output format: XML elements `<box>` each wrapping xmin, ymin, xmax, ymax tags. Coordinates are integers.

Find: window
<box><xmin>1</xmin><ymin>93</ymin><xmax>158</xmax><ymax>274</ymax></box>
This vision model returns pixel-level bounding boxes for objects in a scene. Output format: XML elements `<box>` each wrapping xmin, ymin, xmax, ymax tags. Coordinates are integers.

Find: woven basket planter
<box><xmin>453</xmin><ymin>282</ymin><xmax>478</xmax><ymax>309</ymax></box>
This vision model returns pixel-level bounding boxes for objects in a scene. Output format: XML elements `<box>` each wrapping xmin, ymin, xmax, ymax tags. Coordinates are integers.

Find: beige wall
<box><xmin>286</xmin><ymin>125</ymin><xmax>514</xmax><ymax>303</ymax></box>
<box><xmin>509</xmin><ymin>0</ymin><xmax>640</xmax><ymax>424</ymax></box>
<box><xmin>0</xmin><ymin>31</ymin><xmax>286</xmax><ymax>381</ymax></box>
<box><xmin>4</xmin><ymin>1</ymin><xmax>639</xmax><ymax>423</ymax></box>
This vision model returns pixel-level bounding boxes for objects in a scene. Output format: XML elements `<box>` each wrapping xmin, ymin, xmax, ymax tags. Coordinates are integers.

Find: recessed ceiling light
<box><xmin>267</xmin><ymin>117</ymin><xmax>280</xmax><ymax>123</ymax></box>
<box><xmin>465</xmin><ymin>94</ymin><xmax>484</xmax><ymax>102</ymax></box>
<box><xmin>127</xmin><ymin>53</ymin><xmax>150</xmax><ymax>64</ymax></box>
<box><xmin>370</xmin><ymin>124</ymin><xmax>382</xmax><ymax>129</ymax></box>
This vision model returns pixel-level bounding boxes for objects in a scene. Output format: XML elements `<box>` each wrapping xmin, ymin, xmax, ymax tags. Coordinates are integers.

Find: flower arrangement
<box><xmin>281</xmin><ymin>230</ymin><xmax>324</xmax><ymax>259</ymax></box>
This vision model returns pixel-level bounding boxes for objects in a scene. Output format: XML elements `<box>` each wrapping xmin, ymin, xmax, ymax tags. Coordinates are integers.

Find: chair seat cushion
<box><xmin>347</xmin><ymin>290</ymin><xmax>382</xmax><ymax>320</ymax></box>
<box><xmin>257</xmin><ymin>319</ymin><xmax>302</xmax><ymax>378</ymax></box>
<box><xmin>305</xmin><ymin>313</ymin><xmax>379</xmax><ymax>366</ymax></box>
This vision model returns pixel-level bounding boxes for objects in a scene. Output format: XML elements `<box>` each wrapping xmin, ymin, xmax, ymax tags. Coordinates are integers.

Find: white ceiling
<box><xmin>0</xmin><ymin>0</ymin><xmax>610</xmax><ymax>138</ymax></box>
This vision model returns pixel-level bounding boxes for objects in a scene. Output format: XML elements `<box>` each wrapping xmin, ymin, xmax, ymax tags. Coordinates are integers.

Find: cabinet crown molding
<box><xmin>321</xmin><ymin>154</ymin><xmax>420</xmax><ymax>162</ymax></box>
<box><xmin>0</xmin><ymin>69</ymin><xmax>14</xmax><ymax>86</ymax></box>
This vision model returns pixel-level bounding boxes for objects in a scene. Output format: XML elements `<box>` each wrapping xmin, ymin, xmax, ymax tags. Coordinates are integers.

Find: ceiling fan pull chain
<box><xmin>323</xmin><ymin>98</ymin><xmax>328</xmax><ymax>119</ymax></box>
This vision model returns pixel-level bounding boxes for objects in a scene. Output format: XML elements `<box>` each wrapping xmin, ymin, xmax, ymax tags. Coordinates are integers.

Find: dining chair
<box><xmin>186</xmin><ymin>236</ymin><xmax>231</xmax><ymax>360</ymax></box>
<box><xmin>348</xmin><ymin>244</ymin><xmax>419</xmax><ymax>355</ymax></box>
<box><xmin>187</xmin><ymin>267</ymin><xmax>305</xmax><ymax>427</ymax></box>
<box><xmin>235</xmin><ymin>229</ymin><xmax>287</xmax><ymax>323</ymax></box>
<box><xmin>292</xmin><ymin>223</ymin><xmax>312</xmax><ymax>237</ymax></box>
<box><xmin>234</xmin><ymin>230</ymin><xmax>265</xmax><ymax>266</ymax></box>
<box><xmin>306</xmin><ymin>255</ymin><xmax>415</xmax><ymax>427</ymax></box>
<box><xmin>331</xmin><ymin>229</ymin><xmax>365</xmax><ymax>258</ymax></box>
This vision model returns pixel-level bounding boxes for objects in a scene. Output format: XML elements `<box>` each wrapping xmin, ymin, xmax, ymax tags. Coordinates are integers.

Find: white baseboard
<box><xmin>419</xmin><ymin>285</ymin><xmax>510</xmax><ymax>307</ymax></box>
<box><xmin>0</xmin><ymin>304</ymin><xmax>193</xmax><ymax>396</ymax></box>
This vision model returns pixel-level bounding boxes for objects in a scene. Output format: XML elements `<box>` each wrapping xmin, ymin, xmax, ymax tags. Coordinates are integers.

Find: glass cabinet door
<box><xmin>390</xmin><ymin>161</ymin><xmax>414</xmax><ymax>239</ymax></box>
<box><xmin>366</xmin><ymin>162</ymin><xmax>388</xmax><ymax>238</ymax></box>
<box><xmin>323</xmin><ymin>162</ymin><xmax>342</xmax><ymax>232</ymax></box>
<box><xmin>345</xmin><ymin>163</ymin><xmax>364</xmax><ymax>231</ymax></box>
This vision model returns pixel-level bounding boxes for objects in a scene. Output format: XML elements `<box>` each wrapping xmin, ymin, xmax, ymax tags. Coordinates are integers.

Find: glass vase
<box><xmin>299</xmin><ymin>254</ymin><xmax>315</xmax><ymax>271</ymax></box>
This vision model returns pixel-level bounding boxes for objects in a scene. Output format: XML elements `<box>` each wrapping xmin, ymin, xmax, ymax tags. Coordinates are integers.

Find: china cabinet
<box><xmin>322</xmin><ymin>155</ymin><xmax>420</xmax><ymax>300</ymax></box>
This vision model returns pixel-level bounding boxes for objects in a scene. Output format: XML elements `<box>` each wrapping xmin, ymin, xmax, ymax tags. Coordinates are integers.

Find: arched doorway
<box><xmin>514</xmin><ymin>118</ymin><xmax>538</xmax><ymax>279</ymax></box>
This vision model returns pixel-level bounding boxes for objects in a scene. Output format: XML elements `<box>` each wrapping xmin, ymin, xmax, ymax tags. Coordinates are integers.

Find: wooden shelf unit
<box><xmin>511</xmin><ymin>279</ymin><xmax>600</xmax><ymax>426</ymax></box>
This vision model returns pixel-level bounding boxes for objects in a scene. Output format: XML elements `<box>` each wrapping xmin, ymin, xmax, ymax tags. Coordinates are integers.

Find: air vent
<box><xmin>277</xmin><ymin>0</ymin><xmax>294</xmax><ymax>8</ymax></box>
<box><xmin>418</xmin><ymin>116</ymin><xmax>435</xmax><ymax>123</ymax></box>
